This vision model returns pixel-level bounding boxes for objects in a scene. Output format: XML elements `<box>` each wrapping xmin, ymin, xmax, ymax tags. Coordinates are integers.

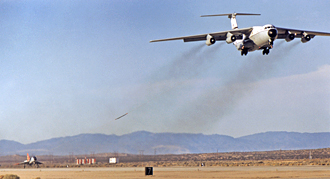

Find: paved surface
<box><xmin>1</xmin><ymin>165</ymin><xmax>329</xmax><ymax>172</ymax></box>
<box><xmin>0</xmin><ymin>166</ymin><xmax>329</xmax><ymax>179</ymax></box>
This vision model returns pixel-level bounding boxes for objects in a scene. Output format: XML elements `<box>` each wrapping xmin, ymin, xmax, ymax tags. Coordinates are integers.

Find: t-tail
<box><xmin>201</xmin><ymin>13</ymin><xmax>260</xmax><ymax>29</ymax></box>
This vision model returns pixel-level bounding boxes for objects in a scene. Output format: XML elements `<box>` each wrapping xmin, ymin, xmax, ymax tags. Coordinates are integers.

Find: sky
<box><xmin>0</xmin><ymin>0</ymin><xmax>329</xmax><ymax>144</ymax></box>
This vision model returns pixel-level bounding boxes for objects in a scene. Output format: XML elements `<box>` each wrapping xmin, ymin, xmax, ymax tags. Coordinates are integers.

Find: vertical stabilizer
<box><xmin>201</xmin><ymin>13</ymin><xmax>260</xmax><ymax>29</ymax></box>
<box><xmin>230</xmin><ymin>14</ymin><xmax>238</xmax><ymax>29</ymax></box>
<box><xmin>27</xmin><ymin>153</ymin><xmax>30</xmax><ymax>161</ymax></box>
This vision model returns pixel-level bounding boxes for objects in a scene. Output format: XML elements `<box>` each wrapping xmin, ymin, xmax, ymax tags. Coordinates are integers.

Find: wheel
<box><xmin>263</xmin><ymin>48</ymin><xmax>270</xmax><ymax>55</ymax></box>
<box><xmin>241</xmin><ymin>49</ymin><xmax>248</xmax><ymax>56</ymax></box>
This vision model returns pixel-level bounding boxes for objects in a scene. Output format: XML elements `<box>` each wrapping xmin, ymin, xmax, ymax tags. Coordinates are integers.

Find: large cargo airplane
<box><xmin>16</xmin><ymin>153</ymin><xmax>42</xmax><ymax>168</ymax></box>
<box><xmin>150</xmin><ymin>13</ymin><xmax>330</xmax><ymax>56</ymax></box>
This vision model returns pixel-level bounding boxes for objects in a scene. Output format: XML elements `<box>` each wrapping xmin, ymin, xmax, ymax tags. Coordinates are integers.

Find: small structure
<box><xmin>109</xmin><ymin>157</ymin><xmax>119</xmax><ymax>164</ymax></box>
<box><xmin>76</xmin><ymin>158</ymin><xmax>96</xmax><ymax>165</ymax></box>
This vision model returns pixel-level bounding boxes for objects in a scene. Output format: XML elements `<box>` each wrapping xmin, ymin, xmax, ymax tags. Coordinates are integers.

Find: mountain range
<box><xmin>0</xmin><ymin>131</ymin><xmax>329</xmax><ymax>156</ymax></box>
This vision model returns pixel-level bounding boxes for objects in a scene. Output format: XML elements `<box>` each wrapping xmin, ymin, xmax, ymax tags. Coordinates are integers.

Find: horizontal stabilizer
<box><xmin>201</xmin><ymin>13</ymin><xmax>260</xmax><ymax>18</ymax></box>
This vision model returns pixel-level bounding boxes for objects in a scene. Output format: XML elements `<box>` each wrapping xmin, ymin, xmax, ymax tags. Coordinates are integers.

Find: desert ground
<box><xmin>1</xmin><ymin>166</ymin><xmax>330</xmax><ymax>179</ymax></box>
<box><xmin>1</xmin><ymin>148</ymin><xmax>329</xmax><ymax>178</ymax></box>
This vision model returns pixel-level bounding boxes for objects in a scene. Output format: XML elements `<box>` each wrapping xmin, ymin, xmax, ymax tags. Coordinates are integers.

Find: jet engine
<box><xmin>285</xmin><ymin>33</ymin><xmax>295</xmax><ymax>42</ymax></box>
<box><xmin>226</xmin><ymin>32</ymin><xmax>236</xmax><ymax>44</ymax></box>
<box><xmin>268</xmin><ymin>29</ymin><xmax>277</xmax><ymax>38</ymax></box>
<box><xmin>301</xmin><ymin>32</ymin><xmax>311</xmax><ymax>43</ymax></box>
<box><xmin>206</xmin><ymin>34</ymin><xmax>215</xmax><ymax>46</ymax></box>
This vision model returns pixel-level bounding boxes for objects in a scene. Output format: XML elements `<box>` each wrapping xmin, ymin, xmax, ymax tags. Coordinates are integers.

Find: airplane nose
<box><xmin>268</xmin><ymin>29</ymin><xmax>277</xmax><ymax>38</ymax></box>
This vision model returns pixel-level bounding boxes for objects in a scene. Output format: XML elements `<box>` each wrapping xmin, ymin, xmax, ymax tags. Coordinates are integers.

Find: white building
<box><xmin>109</xmin><ymin>157</ymin><xmax>119</xmax><ymax>163</ymax></box>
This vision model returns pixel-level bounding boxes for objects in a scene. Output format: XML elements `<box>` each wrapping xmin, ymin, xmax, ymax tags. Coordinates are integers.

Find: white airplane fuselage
<box><xmin>234</xmin><ymin>25</ymin><xmax>278</xmax><ymax>53</ymax></box>
<box><xmin>29</xmin><ymin>156</ymin><xmax>37</xmax><ymax>165</ymax></box>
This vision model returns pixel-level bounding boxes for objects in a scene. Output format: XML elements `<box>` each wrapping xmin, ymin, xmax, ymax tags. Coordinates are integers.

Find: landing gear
<box><xmin>269</xmin><ymin>40</ymin><xmax>274</xmax><ymax>46</ymax></box>
<box><xmin>262</xmin><ymin>48</ymin><xmax>270</xmax><ymax>55</ymax></box>
<box><xmin>241</xmin><ymin>49</ymin><xmax>248</xmax><ymax>56</ymax></box>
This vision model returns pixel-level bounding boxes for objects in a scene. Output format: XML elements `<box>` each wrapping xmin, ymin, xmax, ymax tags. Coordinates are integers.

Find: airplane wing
<box><xmin>276</xmin><ymin>27</ymin><xmax>330</xmax><ymax>39</ymax></box>
<box><xmin>35</xmin><ymin>161</ymin><xmax>43</xmax><ymax>165</ymax></box>
<box><xmin>150</xmin><ymin>27</ymin><xmax>253</xmax><ymax>43</ymax></box>
<box><xmin>15</xmin><ymin>161</ymin><xmax>28</xmax><ymax>165</ymax></box>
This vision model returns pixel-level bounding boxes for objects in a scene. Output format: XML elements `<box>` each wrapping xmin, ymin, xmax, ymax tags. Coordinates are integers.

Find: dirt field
<box><xmin>1</xmin><ymin>166</ymin><xmax>330</xmax><ymax>179</ymax></box>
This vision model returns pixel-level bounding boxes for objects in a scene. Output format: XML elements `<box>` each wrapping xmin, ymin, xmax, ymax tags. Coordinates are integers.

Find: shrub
<box><xmin>3</xmin><ymin>174</ymin><xmax>20</xmax><ymax>179</ymax></box>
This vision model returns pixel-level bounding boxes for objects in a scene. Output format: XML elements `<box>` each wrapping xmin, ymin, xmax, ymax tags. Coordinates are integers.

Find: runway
<box><xmin>1</xmin><ymin>166</ymin><xmax>329</xmax><ymax>179</ymax></box>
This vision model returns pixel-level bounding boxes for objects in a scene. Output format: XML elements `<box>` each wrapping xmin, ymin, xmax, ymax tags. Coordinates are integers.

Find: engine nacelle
<box><xmin>268</xmin><ymin>29</ymin><xmax>278</xmax><ymax>39</ymax></box>
<box><xmin>301</xmin><ymin>32</ymin><xmax>311</xmax><ymax>43</ymax></box>
<box><xmin>206</xmin><ymin>34</ymin><xmax>215</xmax><ymax>46</ymax></box>
<box><xmin>285</xmin><ymin>33</ymin><xmax>295</xmax><ymax>42</ymax></box>
<box><xmin>226</xmin><ymin>32</ymin><xmax>236</xmax><ymax>44</ymax></box>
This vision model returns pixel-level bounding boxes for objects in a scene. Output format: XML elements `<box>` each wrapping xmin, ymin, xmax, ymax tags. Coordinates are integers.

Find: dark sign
<box><xmin>145</xmin><ymin>167</ymin><xmax>153</xmax><ymax>175</ymax></box>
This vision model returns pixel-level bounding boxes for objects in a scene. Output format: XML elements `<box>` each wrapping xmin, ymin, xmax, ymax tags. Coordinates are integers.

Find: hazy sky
<box><xmin>0</xmin><ymin>0</ymin><xmax>329</xmax><ymax>144</ymax></box>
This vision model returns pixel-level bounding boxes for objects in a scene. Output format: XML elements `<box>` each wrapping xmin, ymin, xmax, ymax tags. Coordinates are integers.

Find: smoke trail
<box><xmin>149</xmin><ymin>44</ymin><xmax>205</xmax><ymax>82</ymax></box>
<box><xmin>117</xmin><ymin>40</ymin><xmax>301</xmax><ymax>125</ymax></box>
<box><xmin>123</xmin><ymin>43</ymin><xmax>225</xmax><ymax>113</ymax></box>
<box><xmin>113</xmin><ymin>43</ymin><xmax>227</xmax><ymax>121</ymax></box>
<box><xmin>171</xmin><ymin>40</ymin><xmax>301</xmax><ymax>130</ymax></box>
<box><xmin>149</xmin><ymin>42</ymin><xmax>225</xmax><ymax>83</ymax></box>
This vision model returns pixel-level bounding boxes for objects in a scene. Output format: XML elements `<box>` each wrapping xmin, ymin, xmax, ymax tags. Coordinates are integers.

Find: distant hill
<box><xmin>0</xmin><ymin>131</ymin><xmax>329</xmax><ymax>156</ymax></box>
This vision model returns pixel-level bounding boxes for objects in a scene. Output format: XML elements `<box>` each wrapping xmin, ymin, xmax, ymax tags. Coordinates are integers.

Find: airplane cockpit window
<box><xmin>264</xmin><ymin>25</ymin><xmax>275</xmax><ymax>29</ymax></box>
